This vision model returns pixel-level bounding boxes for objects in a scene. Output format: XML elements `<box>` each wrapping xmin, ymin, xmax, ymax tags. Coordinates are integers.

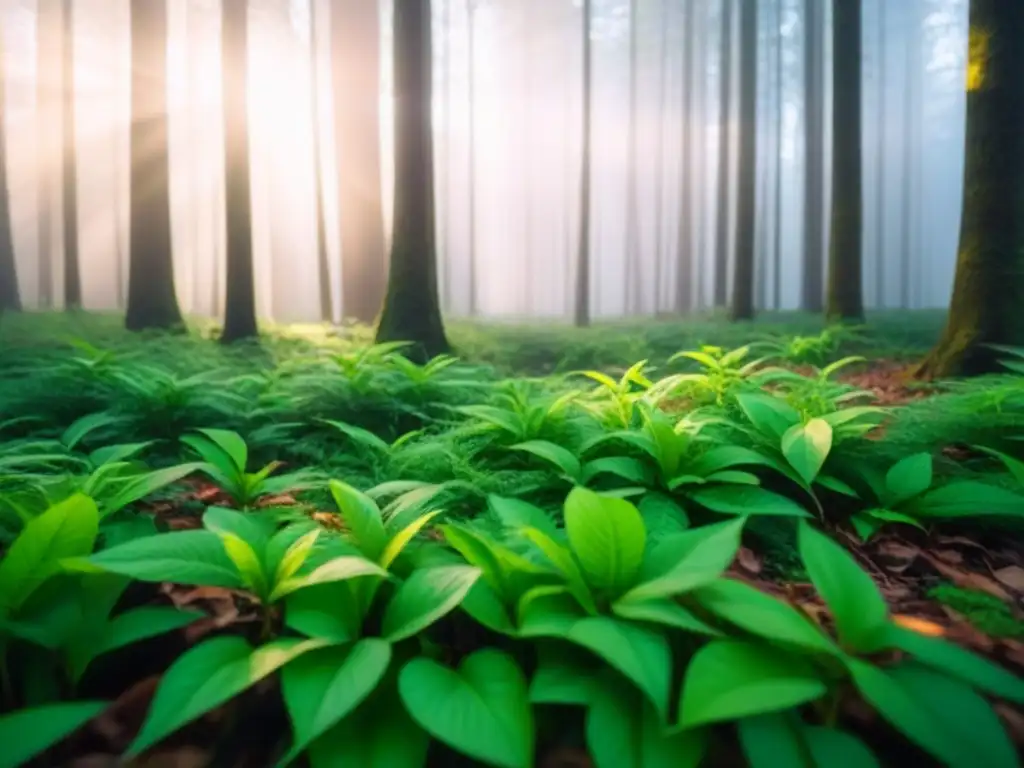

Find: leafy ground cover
<box><xmin>1</xmin><ymin>310</ymin><xmax>1023</xmax><ymax>767</ymax></box>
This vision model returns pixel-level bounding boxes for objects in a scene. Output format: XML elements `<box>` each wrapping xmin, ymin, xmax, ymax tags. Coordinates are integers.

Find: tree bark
<box><xmin>624</xmin><ymin>0</ymin><xmax>642</xmax><ymax>314</ymax></box>
<box><xmin>772</xmin><ymin>0</ymin><xmax>783</xmax><ymax>310</ymax></box>
<box><xmin>220</xmin><ymin>0</ymin><xmax>257</xmax><ymax>343</ymax></box>
<box><xmin>674</xmin><ymin>0</ymin><xmax>695</xmax><ymax>314</ymax></box>
<box><xmin>125</xmin><ymin>0</ymin><xmax>184</xmax><ymax>331</ymax></box>
<box><xmin>713</xmin><ymin>0</ymin><xmax>733</xmax><ymax>308</ymax></box>
<box><xmin>916</xmin><ymin>0</ymin><xmax>1024</xmax><ymax>377</ymax></box>
<box><xmin>375</xmin><ymin>0</ymin><xmax>449</xmax><ymax>360</ymax></box>
<box><xmin>36</xmin><ymin>0</ymin><xmax>60</xmax><ymax>309</ymax></box>
<box><xmin>899</xmin><ymin>0</ymin><xmax>919</xmax><ymax>309</ymax></box>
<box><xmin>332</xmin><ymin>0</ymin><xmax>387</xmax><ymax>324</ymax></box>
<box><xmin>310</xmin><ymin>0</ymin><xmax>333</xmax><ymax>323</ymax></box>
<box><xmin>802</xmin><ymin>0</ymin><xmax>825</xmax><ymax>311</ymax></box>
<box><xmin>826</xmin><ymin>0</ymin><xmax>864</xmax><ymax>322</ymax></box>
<box><xmin>0</xmin><ymin>28</ymin><xmax>19</xmax><ymax>312</ymax></box>
<box><xmin>574</xmin><ymin>0</ymin><xmax>592</xmax><ymax>326</ymax></box>
<box><xmin>730</xmin><ymin>0</ymin><xmax>757</xmax><ymax>321</ymax></box>
<box><xmin>467</xmin><ymin>0</ymin><xmax>478</xmax><ymax>316</ymax></box>
<box><xmin>61</xmin><ymin>0</ymin><xmax>81</xmax><ymax>309</ymax></box>
<box><xmin>873</xmin><ymin>0</ymin><xmax>886</xmax><ymax>306</ymax></box>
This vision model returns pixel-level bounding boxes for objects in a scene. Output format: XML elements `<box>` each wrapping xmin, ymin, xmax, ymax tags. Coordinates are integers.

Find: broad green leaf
<box><xmin>460</xmin><ymin>579</ymin><xmax>516</xmax><ymax>635</ymax></box>
<box><xmin>798</xmin><ymin>522</ymin><xmax>887</xmax><ymax>652</ymax></box>
<box><xmin>737</xmin><ymin>713</ymin><xmax>805</xmax><ymax>768</ymax></box>
<box><xmin>220</xmin><ymin>533</ymin><xmax>268</xmax><ymax>597</ymax></box>
<box><xmin>912</xmin><ymin>481</ymin><xmax>1024</xmax><ymax>518</ymax></box>
<box><xmin>399</xmin><ymin>649</ymin><xmax>534</xmax><ymax>768</ymax></box>
<box><xmin>512</xmin><ymin>440</ymin><xmax>583</xmax><ymax>481</ymax></box>
<box><xmin>330</xmin><ymin>480</ymin><xmax>387</xmax><ymax>561</ymax></box>
<box><xmin>272</xmin><ymin>528</ymin><xmax>322</xmax><ymax>586</ymax></box>
<box><xmin>735</xmin><ymin>393</ymin><xmax>801</xmax><ymax>438</ymax></box>
<box><xmin>679</xmin><ymin>640</ymin><xmax>827</xmax><ymax>727</ymax></box>
<box><xmin>517</xmin><ymin>586</ymin><xmax>585</xmax><ymax>638</ymax></box>
<box><xmin>801</xmin><ymin>724</ymin><xmax>880</xmax><ymax>768</ymax></box>
<box><xmin>0</xmin><ymin>494</ymin><xmax>99</xmax><ymax>612</ymax></box>
<box><xmin>193</xmin><ymin>428</ymin><xmax>248</xmax><ymax>472</ymax></box>
<box><xmin>84</xmin><ymin>529</ymin><xmax>243</xmax><ymax>589</ymax></box>
<box><xmin>381</xmin><ymin>565</ymin><xmax>481</xmax><ymax>641</ymax></box>
<box><xmin>884</xmin><ymin>453</ymin><xmax>933</xmax><ymax>505</ymax></box>
<box><xmin>611</xmin><ymin>598</ymin><xmax>721</xmax><ymax>636</ymax></box>
<box><xmin>520</xmin><ymin>527</ymin><xmax>597</xmax><ymax>614</ymax></box>
<box><xmin>567</xmin><ymin>616</ymin><xmax>672</xmax><ymax>720</ymax></box>
<box><xmin>564</xmin><ymin>486</ymin><xmax>646</xmax><ymax>592</ymax></box>
<box><xmin>588</xmin><ymin>674</ymin><xmax>706</xmax><ymax>768</ymax></box>
<box><xmin>322</xmin><ymin>419</ymin><xmax>391</xmax><ymax>453</ymax></box>
<box><xmin>202</xmin><ymin>506</ymin><xmax>273</xmax><ymax>547</ymax></box>
<box><xmin>488</xmin><ymin>494</ymin><xmax>559</xmax><ymax>537</ymax></box>
<box><xmin>279</xmin><ymin>639</ymin><xmax>392</xmax><ymax>765</ymax></box>
<box><xmin>441</xmin><ymin>523</ymin><xmax>508</xmax><ymax>593</ymax></box>
<box><xmin>621</xmin><ymin>517</ymin><xmax>744</xmax><ymax>602</ymax></box>
<box><xmin>583</xmin><ymin>456</ymin><xmax>653</xmax><ymax>485</ymax></box>
<box><xmin>694</xmin><ymin>579</ymin><xmax>837</xmax><ymax>654</ymax></box>
<box><xmin>0</xmin><ymin>701</ymin><xmax>107</xmax><ymax>768</ymax></box>
<box><xmin>689</xmin><ymin>485</ymin><xmax>811</xmax><ymax>517</ymax></box>
<box><xmin>689</xmin><ymin>445</ymin><xmax>783</xmax><ymax>476</ymax></box>
<box><xmin>529</xmin><ymin>651</ymin><xmax>598</xmax><ymax>705</ymax></box>
<box><xmin>128</xmin><ymin>636</ymin><xmax>324</xmax><ymax>756</ymax></box>
<box><xmin>271</xmin><ymin>556</ymin><xmax>389</xmax><ymax>601</ymax></box>
<box><xmin>862</xmin><ymin>507</ymin><xmax>926</xmax><ymax>531</ymax></box>
<box><xmin>284</xmin><ymin>583</ymin><xmax>362</xmax><ymax>643</ymax></box>
<box><xmin>781</xmin><ymin>419</ymin><xmax>833</xmax><ymax>485</ymax></box>
<box><xmin>815</xmin><ymin>474</ymin><xmax>860</xmax><ymax>497</ymax></box>
<box><xmin>379</xmin><ymin>510</ymin><xmax>442</xmax><ymax>569</ymax></box>
<box><xmin>638</xmin><ymin>493</ymin><xmax>690</xmax><ymax>536</ymax></box>
<box><xmin>101</xmin><ymin>463</ymin><xmax>205</xmax><ymax>516</ymax></box>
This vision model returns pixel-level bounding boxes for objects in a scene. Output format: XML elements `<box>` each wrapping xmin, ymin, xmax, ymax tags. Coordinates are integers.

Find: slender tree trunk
<box><xmin>574</xmin><ymin>0</ymin><xmax>592</xmax><ymax>326</ymax></box>
<box><xmin>803</xmin><ymin>0</ymin><xmax>825</xmax><ymax>311</ymax></box>
<box><xmin>441</xmin><ymin>0</ymin><xmax>452</xmax><ymax>310</ymax></box>
<box><xmin>309</xmin><ymin>0</ymin><xmax>333</xmax><ymax>323</ymax></box>
<box><xmin>624</xmin><ymin>0</ymin><xmax>642</xmax><ymax>314</ymax></box>
<box><xmin>375</xmin><ymin>0</ymin><xmax>449</xmax><ymax>360</ymax></box>
<box><xmin>332</xmin><ymin>0</ymin><xmax>387</xmax><ymax>324</ymax></box>
<box><xmin>652</xmin><ymin>0</ymin><xmax>669</xmax><ymax>312</ymax></box>
<box><xmin>899</xmin><ymin>0</ymin><xmax>918</xmax><ymax>309</ymax></box>
<box><xmin>674</xmin><ymin>0</ymin><xmax>695</xmax><ymax>314</ymax></box>
<box><xmin>467</xmin><ymin>0</ymin><xmax>478</xmax><ymax>316</ymax></box>
<box><xmin>713</xmin><ymin>0</ymin><xmax>733</xmax><ymax>308</ymax></box>
<box><xmin>125</xmin><ymin>0</ymin><xmax>184</xmax><ymax>331</ymax></box>
<box><xmin>0</xmin><ymin>30</ymin><xmax>19</xmax><ymax>312</ymax></box>
<box><xmin>220</xmin><ymin>0</ymin><xmax>257</xmax><ymax>342</ymax></box>
<box><xmin>772</xmin><ymin>0</ymin><xmax>784</xmax><ymax>310</ymax></box>
<box><xmin>916</xmin><ymin>0</ymin><xmax>1024</xmax><ymax>377</ymax></box>
<box><xmin>694</xmin><ymin>3</ymin><xmax>709</xmax><ymax>310</ymax></box>
<box><xmin>36</xmin><ymin>0</ymin><xmax>59</xmax><ymax>309</ymax></box>
<box><xmin>826</xmin><ymin>0</ymin><xmax>864</xmax><ymax>321</ymax></box>
<box><xmin>874</xmin><ymin>0</ymin><xmax>886</xmax><ymax>306</ymax></box>
<box><xmin>730</xmin><ymin>0</ymin><xmax>757</xmax><ymax>321</ymax></box>
<box><xmin>61</xmin><ymin>0</ymin><xmax>81</xmax><ymax>309</ymax></box>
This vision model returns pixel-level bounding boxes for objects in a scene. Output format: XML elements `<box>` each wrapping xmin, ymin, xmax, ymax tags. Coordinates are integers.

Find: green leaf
<box><xmin>441</xmin><ymin>523</ymin><xmax>508</xmax><ymax>594</ymax></box>
<box><xmin>279</xmin><ymin>639</ymin><xmax>392</xmax><ymax>766</ymax></box>
<box><xmin>380</xmin><ymin>510</ymin><xmax>442</xmax><ymax>569</ymax></box>
<box><xmin>512</xmin><ymin>440</ymin><xmax>583</xmax><ymax>481</ymax></box>
<box><xmin>567</xmin><ymin>616</ymin><xmax>672</xmax><ymax>721</ymax></box>
<box><xmin>272</xmin><ymin>528</ymin><xmax>322</xmax><ymax>586</ymax></box>
<box><xmin>399</xmin><ymin>649</ymin><xmax>534</xmax><ymax>768</ymax></box>
<box><xmin>129</xmin><ymin>636</ymin><xmax>324</xmax><ymax>756</ymax></box>
<box><xmin>736</xmin><ymin>393</ymin><xmax>801</xmax><ymax>438</ymax></box>
<box><xmin>694</xmin><ymin>579</ymin><xmax>837</xmax><ymax>654</ymax></box>
<box><xmin>884</xmin><ymin>453</ymin><xmax>933</xmax><ymax>505</ymax></box>
<box><xmin>564</xmin><ymin>486</ymin><xmax>646</xmax><ymax>592</ymax></box>
<box><xmin>611</xmin><ymin>598</ymin><xmax>721</xmax><ymax>636</ymax></box>
<box><xmin>0</xmin><ymin>701</ymin><xmax>107</xmax><ymax>768</ymax></box>
<box><xmin>270</xmin><ymin>555</ymin><xmax>388</xmax><ymax>601</ymax></box>
<box><xmin>689</xmin><ymin>445</ymin><xmax>782</xmax><ymax>476</ymax></box>
<box><xmin>798</xmin><ymin>522</ymin><xmax>887</xmax><ymax>652</ymax></box>
<box><xmin>84</xmin><ymin>529</ymin><xmax>243</xmax><ymax>588</ymax></box>
<box><xmin>193</xmin><ymin>428</ymin><xmax>248</xmax><ymax>472</ymax></box>
<box><xmin>284</xmin><ymin>583</ymin><xmax>362</xmax><ymax>643</ymax></box>
<box><xmin>679</xmin><ymin>640</ymin><xmax>827</xmax><ymax>727</ymax></box>
<box><xmin>529</xmin><ymin>651</ymin><xmax>598</xmax><ymax>705</ymax></box>
<box><xmin>488</xmin><ymin>494</ymin><xmax>559</xmax><ymax>536</ymax></box>
<box><xmin>520</xmin><ymin>527</ymin><xmax>597</xmax><ymax>614</ymax></box>
<box><xmin>517</xmin><ymin>586</ymin><xmax>586</xmax><ymax>638</ymax></box>
<box><xmin>637</xmin><ymin>493</ymin><xmax>690</xmax><ymax>538</ymax></box>
<box><xmin>323</xmin><ymin>419</ymin><xmax>391</xmax><ymax>453</ymax></box>
<box><xmin>329</xmin><ymin>480</ymin><xmax>388</xmax><ymax>561</ymax></box>
<box><xmin>583</xmin><ymin>456</ymin><xmax>653</xmax><ymax>485</ymax></box>
<box><xmin>101</xmin><ymin>463</ymin><xmax>205</xmax><ymax>516</ymax></box>
<box><xmin>460</xmin><ymin>579</ymin><xmax>517</xmax><ymax>635</ymax></box>
<box><xmin>737</xmin><ymin>713</ymin><xmax>806</xmax><ymax>768</ymax></box>
<box><xmin>689</xmin><ymin>485</ymin><xmax>811</xmax><ymax>517</ymax></box>
<box><xmin>381</xmin><ymin>565</ymin><xmax>481</xmax><ymax>641</ymax></box>
<box><xmin>781</xmin><ymin>419</ymin><xmax>833</xmax><ymax>485</ymax></box>
<box><xmin>883</xmin><ymin>624</ymin><xmax>1024</xmax><ymax>704</ymax></box>
<box><xmin>848</xmin><ymin>659</ymin><xmax>1017</xmax><ymax>768</ymax></box>
<box><xmin>0</xmin><ymin>493</ymin><xmax>99</xmax><ymax>612</ymax></box>
<box><xmin>912</xmin><ymin>481</ymin><xmax>1024</xmax><ymax>518</ymax></box>
<box><xmin>220</xmin><ymin>533</ymin><xmax>268</xmax><ymax>596</ymax></box>
<box><xmin>801</xmin><ymin>723</ymin><xmax>881</xmax><ymax>768</ymax></box>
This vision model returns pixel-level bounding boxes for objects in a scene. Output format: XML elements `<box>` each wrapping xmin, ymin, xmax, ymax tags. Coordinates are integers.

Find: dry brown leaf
<box><xmin>932</xmin><ymin>549</ymin><xmax>964</xmax><ymax>566</ymax></box>
<box><xmin>736</xmin><ymin>547</ymin><xmax>763</xmax><ymax>574</ymax></box>
<box><xmin>919</xmin><ymin>553</ymin><xmax>1015</xmax><ymax>603</ymax></box>
<box><xmin>892</xmin><ymin>614</ymin><xmax>945</xmax><ymax>637</ymax></box>
<box><xmin>938</xmin><ymin>606</ymin><xmax>998</xmax><ymax>653</ymax></box>
<box><xmin>994</xmin><ymin>704</ymin><xmax>1024</xmax><ymax>745</ymax></box>
<box><xmin>993</xmin><ymin>565</ymin><xmax>1024</xmax><ymax>593</ymax></box>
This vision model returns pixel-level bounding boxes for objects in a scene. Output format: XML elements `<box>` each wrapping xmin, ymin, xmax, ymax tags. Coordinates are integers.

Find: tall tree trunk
<box><xmin>802</xmin><ymin>0</ymin><xmax>825</xmax><ymax>311</ymax></box>
<box><xmin>0</xmin><ymin>29</ymin><xmax>19</xmax><ymax>312</ymax></box>
<box><xmin>873</xmin><ymin>0</ymin><xmax>886</xmax><ymax>306</ymax></box>
<box><xmin>730</xmin><ymin>0</ymin><xmax>757</xmax><ymax>321</ymax></box>
<box><xmin>125</xmin><ymin>0</ymin><xmax>183</xmax><ymax>331</ymax></box>
<box><xmin>574</xmin><ymin>0</ymin><xmax>592</xmax><ymax>326</ymax></box>
<box><xmin>36</xmin><ymin>0</ymin><xmax>59</xmax><ymax>309</ymax></box>
<box><xmin>713</xmin><ymin>0</ymin><xmax>733</xmax><ymax>308</ymax></box>
<box><xmin>652</xmin><ymin>0</ymin><xmax>669</xmax><ymax>312</ymax></box>
<box><xmin>310</xmin><ymin>0</ymin><xmax>333</xmax><ymax>322</ymax></box>
<box><xmin>375</xmin><ymin>0</ymin><xmax>449</xmax><ymax>360</ymax></box>
<box><xmin>826</xmin><ymin>0</ymin><xmax>864</xmax><ymax>321</ymax></box>
<box><xmin>333</xmin><ymin>0</ymin><xmax>387</xmax><ymax>324</ymax></box>
<box><xmin>916</xmin><ymin>0</ymin><xmax>1024</xmax><ymax>377</ymax></box>
<box><xmin>772</xmin><ymin>0</ymin><xmax>783</xmax><ymax>310</ymax></box>
<box><xmin>624</xmin><ymin>0</ymin><xmax>642</xmax><ymax>314</ymax></box>
<box><xmin>61</xmin><ymin>0</ymin><xmax>81</xmax><ymax>309</ymax></box>
<box><xmin>220</xmin><ymin>0</ymin><xmax>257</xmax><ymax>343</ymax></box>
<box><xmin>899</xmin><ymin>0</ymin><xmax>918</xmax><ymax>309</ymax></box>
<box><xmin>674</xmin><ymin>0</ymin><xmax>695</xmax><ymax>314</ymax></box>
<box><xmin>467</xmin><ymin>0</ymin><xmax>478</xmax><ymax>316</ymax></box>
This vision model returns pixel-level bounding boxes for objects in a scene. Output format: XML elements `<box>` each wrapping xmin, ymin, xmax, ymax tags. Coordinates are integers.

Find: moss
<box><xmin>928</xmin><ymin>583</ymin><xmax>1024</xmax><ymax>638</ymax></box>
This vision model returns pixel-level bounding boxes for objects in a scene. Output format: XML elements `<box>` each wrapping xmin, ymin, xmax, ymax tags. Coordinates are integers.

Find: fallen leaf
<box><xmin>736</xmin><ymin>547</ymin><xmax>763</xmax><ymax>574</ymax></box>
<box><xmin>932</xmin><ymin>549</ymin><xmax>964</xmax><ymax>566</ymax></box>
<box><xmin>919</xmin><ymin>553</ymin><xmax>1014</xmax><ymax>603</ymax></box>
<box><xmin>892</xmin><ymin>614</ymin><xmax>945</xmax><ymax>637</ymax></box>
<box><xmin>994</xmin><ymin>704</ymin><xmax>1024</xmax><ymax>745</ymax></box>
<box><xmin>993</xmin><ymin>565</ymin><xmax>1024</xmax><ymax>593</ymax></box>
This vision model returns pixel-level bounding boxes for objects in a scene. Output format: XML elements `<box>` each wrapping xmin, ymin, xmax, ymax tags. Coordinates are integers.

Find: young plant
<box><xmin>456</xmin><ymin>381</ymin><xmax>580</xmax><ymax>443</ymax></box>
<box><xmin>573</xmin><ymin>360</ymin><xmax>655</xmax><ymax>427</ymax></box>
<box><xmin>651</xmin><ymin>345</ymin><xmax>768</xmax><ymax>407</ymax></box>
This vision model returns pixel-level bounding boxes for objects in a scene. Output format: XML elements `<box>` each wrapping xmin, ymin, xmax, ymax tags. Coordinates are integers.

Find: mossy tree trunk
<box><xmin>826</xmin><ymin>0</ymin><xmax>864</xmax><ymax>322</ymax></box>
<box><xmin>375</xmin><ymin>0</ymin><xmax>449</xmax><ymax>362</ymax></box>
<box><xmin>220</xmin><ymin>0</ymin><xmax>257</xmax><ymax>343</ymax></box>
<box><xmin>61</xmin><ymin>0</ymin><xmax>81</xmax><ymax>309</ymax></box>
<box><xmin>729</xmin><ymin>0</ymin><xmax>757</xmax><ymax>321</ymax></box>
<box><xmin>333</xmin><ymin>0</ymin><xmax>387</xmax><ymax>325</ymax></box>
<box><xmin>125</xmin><ymin>0</ymin><xmax>184</xmax><ymax>332</ymax></box>
<box><xmin>0</xmin><ymin>28</ymin><xmax>19</xmax><ymax>313</ymax></box>
<box><xmin>916</xmin><ymin>0</ymin><xmax>1024</xmax><ymax>378</ymax></box>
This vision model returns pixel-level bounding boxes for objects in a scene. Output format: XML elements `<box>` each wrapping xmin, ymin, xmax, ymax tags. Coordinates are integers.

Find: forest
<box><xmin>0</xmin><ymin>0</ymin><xmax>1023</xmax><ymax>766</ymax></box>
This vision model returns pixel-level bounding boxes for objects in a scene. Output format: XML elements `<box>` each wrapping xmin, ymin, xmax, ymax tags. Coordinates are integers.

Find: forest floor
<box><xmin>1</xmin><ymin>308</ymin><xmax>1023</xmax><ymax>766</ymax></box>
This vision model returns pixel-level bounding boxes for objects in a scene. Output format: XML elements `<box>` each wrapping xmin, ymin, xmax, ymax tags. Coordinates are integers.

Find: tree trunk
<box><xmin>899</xmin><ymin>0</ymin><xmax>918</xmax><ymax>309</ymax></box>
<box><xmin>0</xmin><ymin>28</ymin><xmax>19</xmax><ymax>312</ymax></box>
<box><xmin>730</xmin><ymin>0</ymin><xmax>757</xmax><ymax>321</ymax></box>
<box><xmin>826</xmin><ymin>0</ymin><xmax>864</xmax><ymax>322</ymax></box>
<box><xmin>713</xmin><ymin>0</ymin><xmax>733</xmax><ymax>308</ymax></box>
<box><xmin>624</xmin><ymin>0</ymin><xmax>642</xmax><ymax>314</ymax></box>
<box><xmin>772</xmin><ymin>0</ymin><xmax>783</xmax><ymax>310</ymax></box>
<box><xmin>467</xmin><ymin>0</ymin><xmax>478</xmax><ymax>316</ymax></box>
<box><xmin>125</xmin><ymin>0</ymin><xmax>184</xmax><ymax>331</ymax></box>
<box><xmin>916</xmin><ymin>0</ymin><xmax>1024</xmax><ymax>377</ymax></box>
<box><xmin>375</xmin><ymin>0</ymin><xmax>449</xmax><ymax>360</ymax></box>
<box><xmin>219</xmin><ymin>0</ymin><xmax>257</xmax><ymax>343</ymax></box>
<box><xmin>874</xmin><ymin>0</ymin><xmax>886</xmax><ymax>306</ymax></box>
<box><xmin>802</xmin><ymin>0</ymin><xmax>825</xmax><ymax>311</ymax></box>
<box><xmin>310</xmin><ymin>0</ymin><xmax>333</xmax><ymax>323</ymax></box>
<box><xmin>574</xmin><ymin>0</ymin><xmax>592</xmax><ymax>327</ymax></box>
<box><xmin>36</xmin><ymin>0</ymin><xmax>60</xmax><ymax>309</ymax></box>
<box><xmin>333</xmin><ymin>0</ymin><xmax>387</xmax><ymax>324</ymax></box>
<box><xmin>674</xmin><ymin>0</ymin><xmax>695</xmax><ymax>314</ymax></box>
<box><xmin>652</xmin><ymin>0</ymin><xmax>669</xmax><ymax>311</ymax></box>
<box><xmin>61</xmin><ymin>0</ymin><xmax>81</xmax><ymax>309</ymax></box>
